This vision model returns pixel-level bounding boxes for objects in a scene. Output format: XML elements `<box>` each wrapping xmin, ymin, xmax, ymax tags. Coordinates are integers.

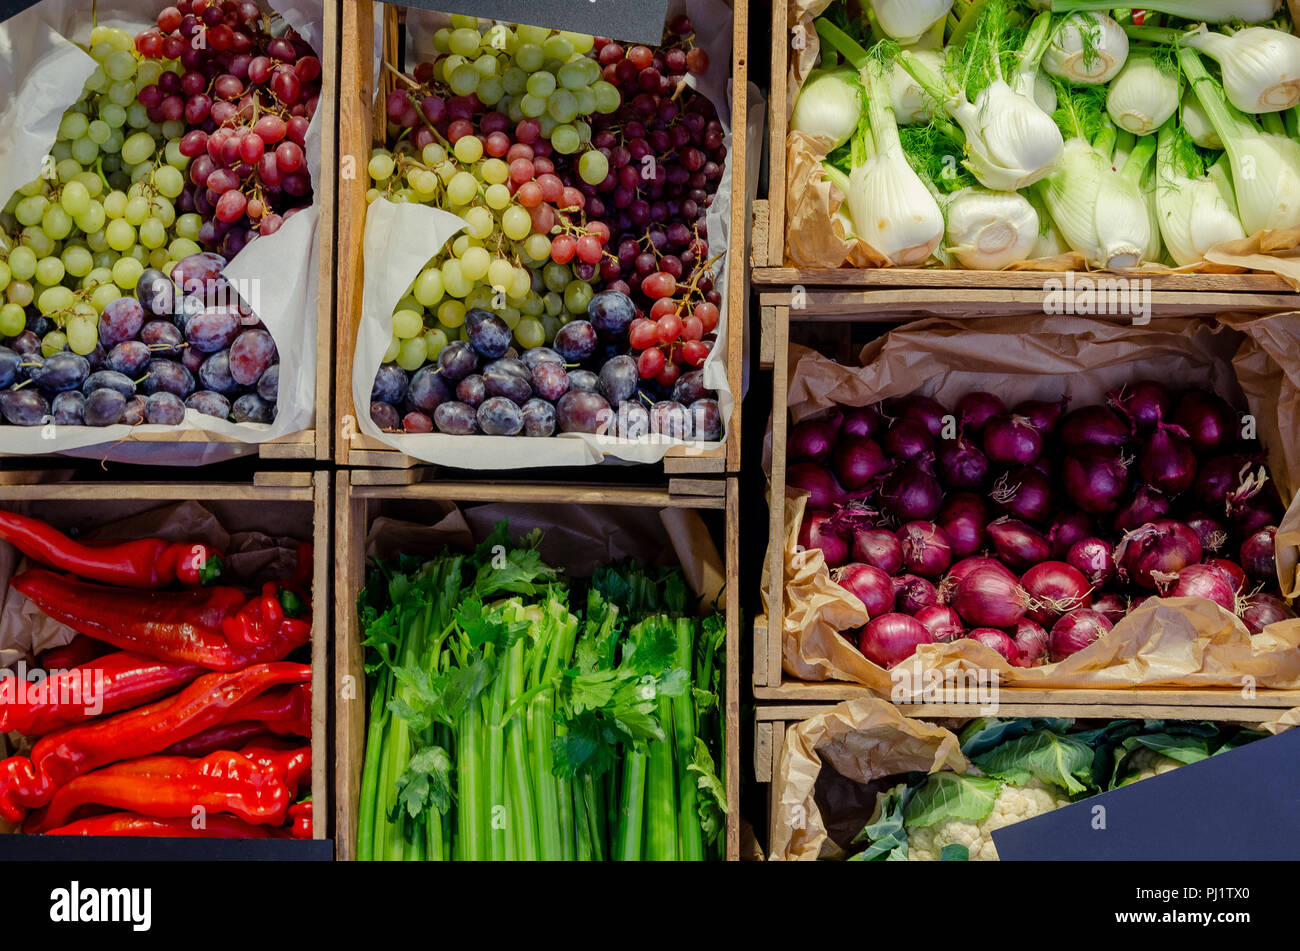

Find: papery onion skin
<box><xmin>1108</xmin><ymin>380</ymin><xmax>1171</xmax><ymax>433</ymax></box>
<box><xmin>968</xmin><ymin>628</ymin><xmax>1021</xmax><ymax>664</ymax></box>
<box><xmin>1165</xmin><ymin>563</ymin><xmax>1237</xmax><ymax>612</ymax></box>
<box><xmin>1204</xmin><ymin>557</ymin><xmax>1248</xmax><ymax>594</ymax></box>
<box><xmin>1185</xmin><ymin>512</ymin><xmax>1230</xmax><ymax>553</ymax></box>
<box><xmin>952</xmin><ymin>564</ymin><xmax>1031</xmax><ymax>628</ymax></box>
<box><xmin>1049</xmin><ymin>609</ymin><xmax>1114</xmax><ymax>662</ymax></box>
<box><xmin>894</xmin><ymin>573</ymin><xmax>940</xmax><ymax>614</ymax></box>
<box><xmin>899</xmin><ymin>521</ymin><xmax>953</xmax><ymax>578</ymax></box>
<box><xmin>1091</xmin><ymin>592</ymin><xmax>1129</xmax><ymax>626</ymax></box>
<box><xmin>1195</xmin><ymin>454</ymin><xmax>1255</xmax><ymax>508</ymax></box>
<box><xmin>835</xmin><ymin>563</ymin><xmax>897</xmax><ymax>617</ymax></box>
<box><xmin>1117</xmin><ymin>518</ymin><xmax>1203</xmax><ymax>590</ymax></box>
<box><xmin>1022</xmin><ymin>560</ymin><xmax>1092</xmax><ymax>626</ymax></box>
<box><xmin>1010</xmin><ymin>619</ymin><xmax>1050</xmax><ymax>667</ymax></box>
<box><xmin>992</xmin><ymin>467</ymin><xmax>1053</xmax><ymax>524</ymax></box>
<box><xmin>851</xmin><ymin>528</ymin><xmax>905</xmax><ymax>575</ymax></box>
<box><xmin>914</xmin><ymin>605</ymin><xmax>966</xmax><ymax>643</ymax></box>
<box><xmin>798</xmin><ymin>511</ymin><xmax>849</xmax><ymax>568</ymax></box>
<box><xmin>1240</xmin><ymin>593</ymin><xmax>1296</xmax><ymax>635</ymax></box>
<box><xmin>788</xmin><ymin>415</ymin><xmax>841</xmax><ymax>463</ymax></box>
<box><xmin>859</xmin><ymin>612</ymin><xmax>935</xmax><ymax>668</ymax></box>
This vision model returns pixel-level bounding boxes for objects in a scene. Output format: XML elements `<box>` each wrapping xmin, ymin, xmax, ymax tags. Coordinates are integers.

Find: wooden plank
<box><xmin>724</xmin><ymin>476</ymin><xmax>741</xmax><ymax>862</ymax></box>
<box><xmin>767</xmin><ymin>305</ymin><xmax>789</xmax><ymax>686</ymax></box>
<box><xmin>0</xmin><ymin>482</ymin><xmax>313</xmax><ymax>502</ymax></box>
<box><xmin>766</xmin><ymin>0</ymin><xmax>788</xmax><ymax>268</ymax></box>
<box><xmin>751</xmin><ymin>198</ymin><xmax>770</xmax><ymax>270</ymax></box>
<box><xmin>752</xmin><ymin>617</ymin><xmax>768</xmax><ymax>687</ymax></box>
<box><xmin>346</xmin><ymin>449</ymin><xmax>420</xmax><ymax>469</ymax></box>
<box><xmin>753</xmin><ymin>702</ymin><xmax>1293</xmax><ymax>725</ymax></box>
<box><xmin>310</xmin><ymin>471</ymin><xmax>331</xmax><ymax>840</ymax></box>
<box><xmin>759</xmin><ymin>304</ymin><xmax>775</xmax><ymax>369</ymax></box>
<box><xmin>663</xmin><ymin>450</ymin><xmax>727</xmax><ymax>475</ymax></box>
<box><xmin>754</xmin><ymin>721</ymin><xmax>774</xmax><ymax>784</ymax></box>
<box><xmin>349</xmin><ymin>481</ymin><xmax>725</xmax><ymax>509</ymax></box>
<box><xmin>335</xmin><ymin>0</ymin><xmax>376</xmax><ymax>466</ymax></box>
<box><xmin>724</xmin><ymin>0</ymin><xmax>749</xmax><ymax>475</ymax></box>
<box><xmin>349</xmin><ymin>467</ymin><xmax>425</xmax><ymax>486</ymax></box>
<box><xmin>257</xmin><ymin>438</ymin><xmax>317</xmax><ymax>461</ymax></box>
<box><xmin>333</xmin><ymin>471</ymin><xmax>368</xmax><ymax>861</ymax></box>
<box><xmin>668</xmin><ymin>478</ymin><xmax>727</xmax><ymax>498</ymax></box>
<box><xmin>753</xmin><ymin>266</ymin><xmax>1300</xmax><ymax>293</ymax></box>
<box><xmin>314</xmin><ymin>0</ymin><xmax>340</xmax><ymax>463</ymax></box>
<box><xmin>253</xmin><ymin>471</ymin><xmax>314</xmax><ymax>488</ymax></box>
<box><xmin>753</xmin><ymin>681</ymin><xmax>1300</xmax><ymax>709</ymax></box>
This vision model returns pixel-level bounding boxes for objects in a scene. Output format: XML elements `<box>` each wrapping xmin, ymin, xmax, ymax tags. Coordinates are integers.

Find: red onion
<box><xmin>914</xmin><ymin>605</ymin><xmax>965</xmax><ymax>643</ymax></box>
<box><xmin>991</xmin><ymin>467</ymin><xmax>1053</xmax><ymax>524</ymax></box>
<box><xmin>1138</xmin><ymin>422</ymin><xmax>1197</xmax><ymax>495</ymax></box>
<box><xmin>787</xmin><ymin>462</ymin><xmax>845</xmax><ymax>510</ymax></box>
<box><xmin>879</xmin><ymin>463</ymin><xmax>943</xmax><ymax>521</ymax></box>
<box><xmin>937</xmin><ymin>493</ymin><xmax>991</xmax><ymax>560</ymax></box>
<box><xmin>898</xmin><ymin>521</ymin><xmax>953</xmax><ymax>578</ymax></box>
<box><xmin>1062</xmin><ymin>447</ymin><xmax>1131</xmax><ymax>513</ymax></box>
<box><xmin>944</xmin><ymin>555</ymin><xmax>1016</xmax><ymax>589</ymax></box>
<box><xmin>834</xmin><ymin>563</ymin><xmax>896</xmax><ymax>617</ymax></box>
<box><xmin>1013</xmin><ymin>397</ymin><xmax>1069</xmax><ymax>435</ymax></box>
<box><xmin>952</xmin><ymin>565</ymin><xmax>1032</xmax><ymax>628</ymax></box>
<box><xmin>841</xmin><ymin>404</ymin><xmax>884</xmax><ymax>438</ymax></box>
<box><xmin>968</xmin><ymin>628</ymin><xmax>1020</xmax><ymax>664</ymax></box>
<box><xmin>882</xmin><ymin>419</ymin><xmax>934</xmax><ymax>461</ymax></box>
<box><xmin>798</xmin><ymin>511</ymin><xmax>850</xmax><ymax>568</ymax></box>
<box><xmin>1204</xmin><ymin>558</ymin><xmax>1247</xmax><ymax>593</ymax></box>
<box><xmin>1239</xmin><ymin>593</ymin><xmax>1296</xmax><ymax>634</ymax></box>
<box><xmin>891</xmin><ymin>394</ymin><xmax>947</xmax><ymax>436</ymax></box>
<box><xmin>832</xmin><ymin>436</ymin><xmax>890</xmax><ymax>491</ymax></box>
<box><xmin>1066</xmin><ymin>537</ymin><xmax>1117</xmax><ymax>588</ymax></box>
<box><xmin>1194</xmin><ymin>455</ymin><xmax>1253</xmax><ymax>508</ymax></box>
<box><xmin>1230</xmin><ymin>497</ymin><xmax>1282</xmax><ymax>538</ymax></box>
<box><xmin>1022</xmin><ymin>561</ymin><xmax>1091</xmax><ymax>625</ymax></box>
<box><xmin>1091</xmin><ymin>592</ymin><xmax>1129</xmax><ymax>625</ymax></box>
<box><xmin>1184</xmin><ymin>512</ymin><xmax>1229</xmax><ymax>553</ymax></box>
<box><xmin>1240</xmin><ymin>527</ymin><xmax>1277</xmax><ymax>582</ymax></box>
<box><xmin>987</xmin><ymin>517</ymin><xmax>1051</xmax><ymax>571</ymax></box>
<box><xmin>935</xmin><ymin>435</ymin><xmax>990</xmax><ymax>489</ymax></box>
<box><xmin>1115</xmin><ymin>519</ymin><xmax>1203</xmax><ymax>590</ymax></box>
<box><xmin>956</xmin><ymin>391</ymin><xmax>1005</xmax><ymax>434</ymax></box>
<box><xmin>1113</xmin><ymin>485</ymin><xmax>1169</xmax><ymax>534</ymax></box>
<box><xmin>983</xmin><ymin>413</ymin><xmax>1044</xmax><ymax>466</ymax></box>
<box><xmin>1010</xmin><ymin>619</ymin><xmax>1050</xmax><ymax>667</ymax></box>
<box><xmin>1049</xmin><ymin>511</ymin><xmax>1094</xmax><ymax>558</ymax></box>
<box><xmin>850</xmin><ymin>528</ymin><xmax>904</xmax><ymax>575</ymax></box>
<box><xmin>859</xmin><ymin>613</ymin><xmax>934</xmax><ymax>668</ymax></box>
<box><xmin>788</xmin><ymin>415</ymin><xmax>841</xmax><ymax>463</ymax></box>
<box><xmin>893</xmin><ymin>574</ymin><xmax>939</xmax><ymax>614</ymax></box>
<box><xmin>1108</xmin><ymin>380</ymin><xmax>1171</xmax><ymax>433</ymax></box>
<box><xmin>1173</xmin><ymin>390</ymin><xmax>1238</xmax><ymax>454</ymax></box>
<box><xmin>1061</xmin><ymin>405</ymin><xmax>1132</xmax><ymax>449</ymax></box>
<box><xmin>1165</xmin><ymin>564</ymin><xmax>1237</xmax><ymax>612</ymax></box>
<box><xmin>1049</xmin><ymin>609</ymin><xmax>1112</xmax><ymax>661</ymax></box>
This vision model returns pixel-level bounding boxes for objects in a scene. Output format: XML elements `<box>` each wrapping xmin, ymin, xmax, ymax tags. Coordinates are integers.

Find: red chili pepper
<box><xmin>286</xmin><ymin>800</ymin><xmax>312</xmax><ymax>839</ymax></box>
<box><xmin>160</xmin><ymin>723</ymin><xmax>276</xmax><ymax>758</ymax></box>
<box><xmin>237</xmin><ymin>741</ymin><xmax>311</xmax><ymax>798</ymax></box>
<box><xmin>289</xmin><ymin>541</ymin><xmax>313</xmax><ymax>591</ymax></box>
<box><xmin>224</xmin><ymin>683</ymin><xmax>312</xmax><ymax>737</ymax></box>
<box><xmin>0</xmin><ymin>651</ymin><xmax>202</xmax><ymax>737</ymax></box>
<box><xmin>38</xmin><ymin>636</ymin><xmax>111</xmax><ymax>671</ymax></box>
<box><xmin>42</xmin><ymin>811</ymin><xmax>276</xmax><ymax>838</ymax></box>
<box><xmin>0</xmin><ymin>511</ymin><xmax>223</xmax><ymax>588</ymax></box>
<box><xmin>0</xmin><ymin>661</ymin><xmax>310</xmax><ymax>824</ymax></box>
<box><xmin>11</xmin><ymin>569</ymin><xmax>311</xmax><ymax>671</ymax></box>
<box><xmin>22</xmin><ymin>750</ymin><xmax>293</xmax><ymax>834</ymax></box>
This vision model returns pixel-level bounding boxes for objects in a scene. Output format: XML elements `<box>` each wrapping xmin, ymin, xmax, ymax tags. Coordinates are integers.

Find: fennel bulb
<box><xmin>822</xmin><ymin>59</ymin><xmax>945</xmax><ymax>266</ymax></box>
<box><xmin>791</xmin><ymin>69</ymin><xmax>863</xmax><ymax>150</ymax></box>
<box><xmin>1180</xmin><ymin>47</ymin><xmax>1300</xmax><ymax>234</ymax></box>
<box><xmin>1183</xmin><ymin>27</ymin><xmax>1300</xmax><ymax>115</ymax></box>
<box><xmin>1033</xmin><ymin>71</ymin><xmax>1057</xmax><ymax>116</ymax></box>
<box><xmin>1043</xmin><ymin>13</ymin><xmax>1128</xmax><ymax>86</ymax></box>
<box><xmin>890</xmin><ymin>50</ymin><xmax>945</xmax><ymax>126</ymax></box>
<box><xmin>1155</xmin><ymin>124</ymin><xmax>1245</xmax><ymax>266</ymax></box>
<box><xmin>1039</xmin><ymin>133</ymin><xmax>1155</xmax><ymax>269</ymax></box>
<box><xmin>1180</xmin><ymin>95</ymin><xmax>1223</xmax><ymax>150</ymax></box>
<box><xmin>945</xmin><ymin>188</ymin><xmax>1040</xmax><ymax>269</ymax></box>
<box><xmin>1107</xmin><ymin>53</ymin><xmax>1180</xmax><ymax>136</ymax></box>
<box><xmin>868</xmin><ymin>0</ymin><xmax>955</xmax><ymax>46</ymax></box>
<box><xmin>1033</xmin><ymin>1</ymin><xmax>1281</xmax><ymax>25</ymax></box>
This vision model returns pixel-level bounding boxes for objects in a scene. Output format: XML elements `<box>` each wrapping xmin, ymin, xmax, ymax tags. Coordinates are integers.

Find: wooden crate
<box><xmin>750</xmin><ymin>2</ymin><xmax>1300</xmax><ymax>295</ymax></box>
<box><xmin>333</xmin><ymin>469</ymin><xmax>741</xmax><ymax>860</ymax></box>
<box><xmin>756</xmin><ymin>300</ymin><xmax>1300</xmax><ymax>709</ymax></box>
<box><xmin>751</xmin><ymin>700</ymin><xmax>1299</xmax><ymax>857</ymax></box>
<box><xmin>0</xmin><ymin>5</ymin><xmax>337</xmax><ymax>467</ymax></box>
<box><xmin>334</xmin><ymin>0</ymin><xmax>747</xmax><ymax>473</ymax></box>
<box><xmin>0</xmin><ymin>471</ymin><xmax>331</xmax><ymax>845</ymax></box>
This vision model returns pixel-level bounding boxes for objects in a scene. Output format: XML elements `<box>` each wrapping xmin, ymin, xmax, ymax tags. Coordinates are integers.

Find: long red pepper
<box><xmin>286</xmin><ymin>800</ymin><xmax>312</xmax><ymax>839</ymax></box>
<box><xmin>237</xmin><ymin>741</ymin><xmax>311</xmax><ymax>798</ymax></box>
<box><xmin>22</xmin><ymin>750</ymin><xmax>294</xmax><ymax>833</ymax></box>
<box><xmin>0</xmin><ymin>511</ymin><xmax>222</xmax><ymax>587</ymax></box>
<box><xmin>11</xmin><ymin>569</ymin><xmax>311</xmax><ymax>671</ymax></box>
<box><xmin>38</xmin><ymin>635</ymin><xmax>111</xmax><ymax>671</ymax></box>
<box><xmin>43</xmin><ymin>811</ymin><xmax>276</xmax><ymax>838</ymax></box>
<box><xmin>223</xmin><ymin>683</ymin><xmax>312</xmax><ymax>736</ymax></box>
<box><xmin>0</xmin><ymin>661</ymin><xmax>310</xmax><ymax>823</ymax></box>
<box><xmin>0</xmin><ymin>652</ymin><xmax>202</xmax><ymax>737</ymax></box>
<box><xmin>160</xmin><ymin>723</ymin><xmax>275</xmax><ymax>758</ymax></box>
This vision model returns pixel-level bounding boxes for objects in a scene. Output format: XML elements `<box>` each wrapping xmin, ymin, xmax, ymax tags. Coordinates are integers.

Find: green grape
<box><xmin>557</xmin><ymin>62</ymin><xmax>587</xmax><ymax>91</ymax></box>
<box><xmin>592</xmin><ymin>81</ymin><xmax>620</xmax><ymax>114</ymax></box>
<box><xmin>66</xmin><ymin>316</ymin><xmax>98</xmax><ymax>355</ymax></box>
<box><xmin>458</xmin><ymin>247</ymin><xmax>489</xmax><ymax>282</ymax></box>
<box><xmin>124</xmin><ymin>244</ymin><xmax>147</xmax><ymax>265</ymax></box>
<box><xmin>164</xmin><ymin>139</ymin><xmax>187</xmax><ymax>169</ymax></box>
<box><xmin>35</xmin><ymin>256</ymin><xmax>65</xmax><ymax>287</ymax></box>
<box><xmin>73</xmin><ymin>171</ymin><xmax>104</xmax><ymax>197</ymax></box>
<box><xmin>82</xmin><ymin>266</ymin><xmax>111</xmax><ymax>289</ymax></box>
<box><xmin>112</xmin><ymin>256</ymin><xmax>144</xmax><ymax>290</ymax></box>
<box><xmin>449</xmin><ymin>27</ymin><xmax>482</xmax><ymax>58</ymax></box>
<box><xmin>478</xmin><ymin>158</ymin><xmax>508</xmax><ymax>186</ymax></box>
<box><xmin>551</xmin><ymin>124</ymin><xmax>580</xmax><ymax>155</ymax></box>
<box><xmin>84</xmin><ymin>229</ymin><xmax>109</xmax><ymax>253</ymax></box>
<box><xmin>368</xmin><ymin>150</ymin><xmax>395</xmax><ymax>181</ymax></box>
<box><xmin>136</xmin><ymin>60</ymin><xmax>163</xmax><ymax>85</ymax></box>
<box><xmin>129</xmin><ymin>162</ymin><xmax>153</xmax><ymax>186</ymax></box>
<box><xmin>501</xmin><ymin>206</ymin><xmax>532</xmax><ymax>241</ymax></box>
<box><xmin>542</xmin><ymin>261</ymin><xmax>571</xmax><ymax>293</ymax></box>
<box><xmin>139</xmin><ymin>218</ymin><xmax>167</xmax><ymax>249</ymax></box>
<box><xmin>22</xmin><ymin>226</ymin><xmax>55</xmax><ymax>257</ymax></box>
<box><xmin>484</xmin><ymin>183</ymin><xmax>511</xmax><ymax>210</ymax></box>
<box><xmin>40</xmin><ymin>205</ymin><xmax>73</xmax><ymax>240</ymax></box>
<box><xmin>153</xmin><ymin>165</ymin><xmax>185</xmax><ymax>198</ymax></box>
<box><xmin>463</xmin><ymin>206</ymin><xmax>494</xmax><ymax>240</ymax></box>
<box><xmin>477</xmin><ymin>76</ymin><xmax>505</xmax><ymax>106</ymax></box>
<box><xmin>526</xmin><ymin>71</ymin><xmax>556</xmax><ymax>98</ymax></box>
<box><xmin>438</xmin><ymin>300</ymin><xmax>467</xmax><ymax>327</ymax></box>
<box><xmin>149</xmin><ymin>197</ymin><xmax>175</xmax><ymax>228</ymax></box>
<box><xmin>382</xmin><ymin>336</ymin><xmax>401</xmax><ymax>363</ymax></box>
<box><xmin>16</xmin><ymin>178</ymin><xmax>43</xmax><ymax>197</ymax></box>
<box><xmin>508</xmin><ymin>267</ymin><xmax>531</xmax><ymax>299</ymax></box>
<box><xmin>70</xmin><ymin>137</ymin><xmax>99</xmax><ymax>165</ymax></box>
<box><xmin>433</xmin><ymin>28</ymin><xmax>452</xmax><ymax>54</ymax></box>
<box><xmin>413</xmin><ymin>267</ymin><xmax>445</xmax><ymax>307</ymax></box>
<box><xmin>168</xmin><ymin>238</ymin><xmax>202</xmax><ymax>260</ymax></box>
<box><xmin>72</xmin><ymin>202</ymin><xmax>105</xmax><ymax>236</ymax></box>
<box><xmin>538</xmin><ymin>114</ymin><xmax>558</xmax><ymax>138</ymax></box>
<box><xmin>148</xmin><ymin>247</ymin><xmax>169</xmax><ymax>270</ymax></box>
<box><xmin>499</xmin><ymin>306</ymin><xmax>521</xmax><ymax>330</ymax></box>
<box><xmin>453</xmin><ymin>135</ymin><xmax>483</xmax><ymax>164</ymax></box>
<box><xmin>7</xmin><ymin>281</ymin><xmax>34</xmax><ymax>307</ymax></box>
<box><xmin>505</xmin><ymin>96</ymin><xmax>526</xmax><ymax>124</ymax></box>
<box><xmin>103</xmin><ymin>130</ymin><xmax>125</xmax><ymax>155</ymax></box>
<box><xmin>55</xmin><ymin>157</ymin><xmax>82</xmax><ymax>182</ymax></box>
<box><xmin>514</xmin><ymin>43</ymin><xmax>544</xmax><ymax>72</ymax></box>
<box><xmin>0</xmin><ymin>303</ymin><xmax>24</xmax><ymax>337</ymax></box>
<box><xmin>542</xmin><ymin>35</ymin><xmax>574</xmax><ymax>60</ymax></box>
<box><xmin>516</xmin><ymin>24</ymin><xmax>548</xmax><ymax>45</ymax></box>
<box><xmin>574</xmin><ymin>120</ymin><xmax>591</xmax><ymax>144</ymax></box>
<box><xmin>578</xmin><ymin>150</ymin><xmax>610</xmax><ymax>186</ymax></box>
<box><xmin>40</xmin><ymin>331</ymin><xmax>68</xmax><ymax>357</ymax></box>
<box><xmin>176</xmin><ymin>213</ymin><xmax>202</xmax><ymax>240</ymax></box>
<box><xmin>61</xmin><ymin>245</ymin><xmax>94</xmax><ymax>278</ymax></box>
<box><xmin>409</xmin><ymin>168</ymin><xmax>439</xmax><ymax>198</ymax></box>
<box><xmin>101</xmin><ymin>103</ymin><xmax>127</xmax><ymax>128</ymax></box>
<box><xmin>86</xmin><ymin>119</ymin><xmax>113</xmax><ymax>146</ymax></box>
<box><xmin>51</xmin><ymin>141</ymin><xmax>73</xmax><ymax>162</ymax></box>
<box><xmin>473</xmin><ymin>54</ymin><xmax>499</xmax><ymax>78</ymax></box>
<box><xmin>446</xmin><ymin>171</ymin><xmax>478</xmax><ymax>206</ymax></box>
<box><xmin>14</xmin><ymin>196</ymin><xmax>48</xmax><ymax>227</ymax></box>
<box><xmin>60</xmin><ymin>181</ymin><xmax>91</xmax><ymax>217</ymax></box>
<box><xmin>463</xmin><ymin>284</ymin><xmax>493</xmax><ymax>310</ymax></box>
<box><xmin>103</xmin><ymin>190</ymin><xmax>128</xmax><ymax>219</ymax></box>
<box><xmin>423</xmin><ymin>328</ymin><xmax>448</xmax><ymax>359</ymax></box>
<box><xmin>439</xmin><ymin>54</ymin><xmax>467</xmax><ymax>84</ymax></box>
<box><xmin>522</xmin><ymin>234</ymin><xmax>551</xmax><ymax>262</ymax></box>
<box><xmin>574</xmin><ymin>86</ymin><xmax>596</xmax><ymax>116</ymax></box>
<box><xmin>396</xmin><ymin>336</ymin><xmax>427</xmax><ymax>371</ymax></box>
<box><xmin>502</xmin><ymin>65</ymin><xmax>528</xmax><ymax>95</ymax></box>
<box><xmin>421</xmin><ymin>143</ymin><xmax>448</xmax><ymax>166</ymax></box>
<box><xmin>161</xmin><ymin>119</ymin><xmax>185</xmax><ymax>141</ymax></box>
<box><xmin>563</xmin><ymin>31</ymin><xmax>594</xmax><ymax>54</ymax></box>
<box><xmin>542</xmin><ymin>290</ymin><xmax>564</xmax><ymax>317</ymax></box>
<box><xmin>38</xmin><ymin>285</ymin><xmax>75</xmax><ymax>316</ymax></box>
<box><xmin>520</xmin><ymin>94</ymin><xmax>546</xmax><ymax>118</ymax></box>
<box><xmin>515</xmin><ymin>316</ymin><xmax>545</xmax><ymax>349</ymax></box>
<box><xmin>486</xmin><ymin>257</ymin><xmax>515</xmax><ymax>291</ymax></box>
<box><xmin>105</xmin><ymin>219</ymin><xmax>135</xmax><ymax>252</ymax></box>
<box><xmin>90</xmin><ymin>281</ymin><xmax>120</xmax><ymax>312</ymax></box>
<box><xmin>59</xmin><ymin>112</ymin><xmax>90</xmax><ymax>140</ymax></box>
<box><xmin>449</xmin><ymin>64</ymin><xmax>480</xmax><ymax>97</ymax></box>
<box><xmin>123</xmin><ymin>195</ymin><xmax>150</xmax><ymax>226</ymax></box>
<box><xmin>121</xmin><ymin>133</ymin><xmax>155</xmax><ymax>167</ymax></box>
<box><xmin>0</xmin><ymin>260</ymin><xmax>8</xmax><ymax>293</ymax></box>
<box><xmin>84</xmin><ymin>65</ymin><xmax>109</xmax><ymax>92</ymax></box>
<box><xmin>564</xmin><ymin>280</ymin><xmax>594</xmax><ymax>314</ymax></box>
<box><xmin>92</xmin><ymin>250</ymin><xmax>115</xmax><ymax>269</ymax></box>
<box><xmin>547</xmin><ymin>89</ymin><xmax>579</xmax><ymax>123</ymax></box>
<box><xmin>442</xmin><ymin>260</ymin><xmax>474</xmax><ymax>299</ymax></box>
<box><xmin>110</xmin><ymin>82</ymin><xmax>138</xmax><ymax>110</ymax></box>
<box><xmin>392</xmin><ymin>308</ymin><xmax>423</xmax><ymax>339</ymax></box>
<box><xmin>104</xmin><ymin>50</ymin><xmax>137</xmax><ymax>82</ymax></box>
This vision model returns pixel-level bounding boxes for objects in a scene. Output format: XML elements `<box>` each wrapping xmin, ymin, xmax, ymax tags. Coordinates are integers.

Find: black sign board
<box><xmin>402</xmin><ymin>0</ymin><xmax>671</xmax><ymax>45</ymax></box>
<box><xmin>0</xmin><ymin>0</ymin><xmax>41</xmax><ymax>23</ymax></box>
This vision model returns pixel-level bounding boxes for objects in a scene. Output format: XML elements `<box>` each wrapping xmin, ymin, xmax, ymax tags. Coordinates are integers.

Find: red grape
<box><xmin>637</xmin><ymin>347</ymin><xmax>666</xmax><ymax>378</ymax></box>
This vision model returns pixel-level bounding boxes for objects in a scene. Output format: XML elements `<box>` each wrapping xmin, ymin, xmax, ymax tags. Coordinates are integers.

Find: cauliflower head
<box><xmin>1116</xmin><ymin>748</ymin><xmax>1184</xmax><ymax>786</ymax></box>
<box><xmin>907</xmin><ymin>778</ymin><xmax>1072</xmax><ymax>861</ymax></box>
